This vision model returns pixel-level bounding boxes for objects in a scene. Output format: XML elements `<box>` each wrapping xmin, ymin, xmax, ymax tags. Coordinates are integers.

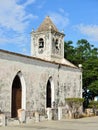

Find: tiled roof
<box><xmin>36</xmin><ymin>16</ymin><xmax>58</xmax><ymax>32</ymax></box>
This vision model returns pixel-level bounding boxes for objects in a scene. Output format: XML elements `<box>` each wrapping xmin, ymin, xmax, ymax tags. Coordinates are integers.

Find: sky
<box><xmin>0</xmin><ymin>0</ymin><xmax>98</xmax><ymax>55</ymax></box>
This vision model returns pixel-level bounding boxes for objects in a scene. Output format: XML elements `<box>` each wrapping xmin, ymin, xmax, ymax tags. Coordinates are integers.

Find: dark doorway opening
<box><xmin>11</xmin><ymin>75</ymin><xmax>22</xmax><ymax>118</ymax></box>
<box><xmin>46</xmin><ymin>80</ymin><xmax>51</xmax><ymax>107</ymax></box>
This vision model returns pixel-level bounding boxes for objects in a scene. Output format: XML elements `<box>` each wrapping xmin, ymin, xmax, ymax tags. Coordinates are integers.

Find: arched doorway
<box><xmin>11</xmin><ymin>71</ymin><xmax>26</xmax><ymax>118</ymax></box>
<box><xmin>46</xmin><ymin>77</ymin><xmax>54</xmax><ymax>108</ymax></box>
<box><xmin>11</xmin><ymin>75</ymin><xmax>21</xmax><ymax>118</ymax></box>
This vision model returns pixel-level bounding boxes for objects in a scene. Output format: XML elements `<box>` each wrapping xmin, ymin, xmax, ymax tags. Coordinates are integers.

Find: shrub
<box><xmin>65</xmin><ymin>98</ymin><xmax>84</xmax><ymax>103</ymax></box>
<box><xmin>65</xmin><ymin>98</ymin><xmax>84</xmax><ymax>118</ymax></box>
<box><xmin>88</xmin><ymin>101</ymin><xmax>98</xmax><ymax>109</ymax></box>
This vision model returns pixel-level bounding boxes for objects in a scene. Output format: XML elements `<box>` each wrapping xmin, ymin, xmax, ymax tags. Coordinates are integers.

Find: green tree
<box><xmin>64</xmin><ymin>39</ymin><xmax>98</xmax><ymax>98</ymax></box>
<box><xmin>64</xmin><ymin>41</ymin><xmax>75</xmax><ymax>64</ymax></box>
<box><xmin>74</xmin><ymin>39</ymin><xmax>92</xmax><ymax>65</ymax></box>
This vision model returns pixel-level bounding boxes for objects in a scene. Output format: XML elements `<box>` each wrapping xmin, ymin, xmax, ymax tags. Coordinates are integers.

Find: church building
<box><xmin>0</xmin><ymin>16</ymin><xmax>82</xmax><ymax>119</ymax></box>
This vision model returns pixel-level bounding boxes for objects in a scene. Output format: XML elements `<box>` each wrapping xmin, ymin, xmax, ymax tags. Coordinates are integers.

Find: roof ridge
<box><xmin>36</xmin><ymin>16</ymin><xmax>58</xmax><ymax>32</ymax></box>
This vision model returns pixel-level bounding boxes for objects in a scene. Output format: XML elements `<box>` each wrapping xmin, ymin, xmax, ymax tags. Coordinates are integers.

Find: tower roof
<box><xmin>36</xmin><ymin>16</ymin><xmax>59</xmax><ymax>32</ymax></box>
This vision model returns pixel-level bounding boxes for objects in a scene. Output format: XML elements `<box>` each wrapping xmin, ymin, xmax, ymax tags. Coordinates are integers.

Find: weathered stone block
<box><xmin>0</xmin><ymin>114</ymin><xmax>5</xmax><ymax>126</ymax></box>
<box><xmin>17</xmin><ymin>109</ymin><xmax>25</xmax><ymax>123</ymax></box>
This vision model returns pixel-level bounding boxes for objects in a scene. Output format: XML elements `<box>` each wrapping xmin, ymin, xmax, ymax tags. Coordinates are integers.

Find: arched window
<box><xmin>46</xmin><ymin>80</ymin><xmax>51</xmax><ymax>107</ymax></box>
<box><xmin>39</xmin><ymin>38</ymin><xmax>44</xmax><ymax>48</ymax></box>
<box><xmin>55</xmin><ymin>39</ymin><xmax>59</xmax><ymax>50</ymax></box>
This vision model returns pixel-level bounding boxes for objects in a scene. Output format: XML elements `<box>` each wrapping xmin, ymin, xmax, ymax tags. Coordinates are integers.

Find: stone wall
<box><xmin>0</xmin><ymin>50</ymin><xmax>82</xmax><ymax>117</ymax></box>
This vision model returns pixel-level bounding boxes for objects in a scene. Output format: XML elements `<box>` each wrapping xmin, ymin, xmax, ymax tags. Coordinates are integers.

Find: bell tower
<box><xmin>31</xmin><ymin>16</ymin><xmax>65</xmax><ymax>62</ymax></box>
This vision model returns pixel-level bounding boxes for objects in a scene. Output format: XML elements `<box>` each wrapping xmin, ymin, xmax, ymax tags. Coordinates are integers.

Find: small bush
<box><xmin>65</xmin><ymin>98</ymin><xmax>84</xmax><ymax>118</ymax></box>
<box><xmin>88</xmin><ymin>101</ymin><xmax>98</xmax><ymax>109</ymax></box>
<box><xmin>65</xmin><ymin>98</ymin><xmax>84</xmax><ymax>103</ymax></box>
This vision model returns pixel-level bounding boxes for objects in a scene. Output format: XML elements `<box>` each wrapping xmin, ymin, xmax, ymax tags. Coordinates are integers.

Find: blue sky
<box><xmin>0</xmin><ymin>0</ymin><xmax>98</xmax><ymax>55</ymax></box>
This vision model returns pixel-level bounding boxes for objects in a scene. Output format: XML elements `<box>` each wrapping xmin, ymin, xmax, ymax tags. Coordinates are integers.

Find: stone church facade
<box><xmin>0</xmin><ymin>16</ymin><xmax>82</xmax><ymax>119</ymax></box>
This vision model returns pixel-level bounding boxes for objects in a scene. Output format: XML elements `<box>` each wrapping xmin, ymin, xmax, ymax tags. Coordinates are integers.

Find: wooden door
<box><xmin>11</xmin><ymin>75</ymin><xmax>22</xmax><ymax>118</ymax></box>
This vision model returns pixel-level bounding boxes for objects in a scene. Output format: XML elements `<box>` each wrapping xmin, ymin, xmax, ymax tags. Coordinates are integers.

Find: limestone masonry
<box><xmin>0</xmin><ymin>16</ymin><xmax>82</xmax><ymax>120</ymax></box>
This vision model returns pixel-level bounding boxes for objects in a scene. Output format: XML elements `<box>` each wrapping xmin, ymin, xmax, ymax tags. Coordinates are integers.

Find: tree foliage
<box><xmin>64</xmin><ymin>39</ymin><xmax>98</xmax><ymax>98</ymax></box>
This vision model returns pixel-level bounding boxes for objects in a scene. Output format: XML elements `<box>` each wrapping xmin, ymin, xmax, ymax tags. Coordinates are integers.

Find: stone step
<box><xmin>7</xmin><ymin>118</ymin><xmax>19</xmax><ymax>126</ymax></box>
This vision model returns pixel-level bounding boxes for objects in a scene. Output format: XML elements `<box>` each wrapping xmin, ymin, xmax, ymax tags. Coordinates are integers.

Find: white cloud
<box><xmin>49</xmin><ymin>12</ymin><xmax>69</xmax><ymax>31</ymax></box>
<box><xmin>0</xmin><ymin>0</ymin><xmax>37</xmax><ymax>33</ymax></box>
<box><xmin>75</xmin><ymin>24</ymin><xmax>98</xmax><ymax>42</ymax></box>
<box><xmin>36</xmin><ymin>1</ymin><xmax>46</xmax><ymax>9</ymax></box>
<box><xmin>0</xmin><ymin>0</ymin><xmax>38</xmax><ymax>54</ymax></box>
<box><xmin>0</xmin><ymin>31</ymin><xmax>30</xmax><ymax>54</ymax></box>
<box><xmin>59</xmin><ymin>8</ymin><xmax>65</xmax><ymax>13</ymax></box>
<box><xmin>23</xmin><ymin>0</ymin><xmax>35</xmax><ymax>7</ymax></box>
